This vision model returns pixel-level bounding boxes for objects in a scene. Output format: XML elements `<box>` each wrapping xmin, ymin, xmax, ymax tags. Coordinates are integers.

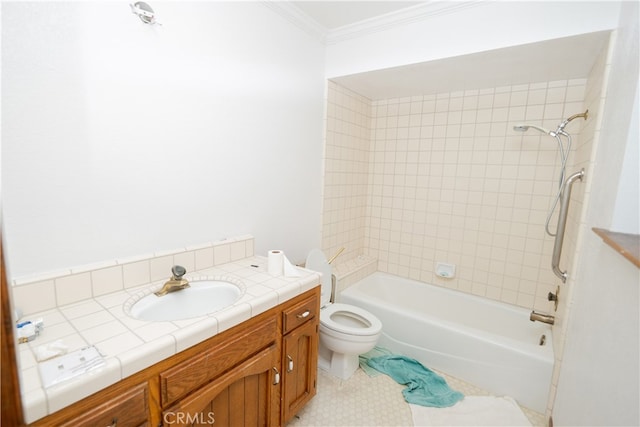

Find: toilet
<box><xmin>306</xmin><ymin>249</ymin><xmax>382</xmax><ymax>380</ymax></box>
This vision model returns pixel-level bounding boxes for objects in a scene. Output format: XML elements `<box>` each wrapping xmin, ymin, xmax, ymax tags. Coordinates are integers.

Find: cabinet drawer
<box><xmin>283</xmin><ymin>293</ymin><xmax>319</xmax><ymax>334</ymax></box>
<box><xmin>160</xmin><ymin>315</ymin><xmax>277</xmax><ymax>407</ymax></box>
<box><xmin>59</xmin><ymin>383</ymin><xmax>148</xmax><ymax>427</ymax></box>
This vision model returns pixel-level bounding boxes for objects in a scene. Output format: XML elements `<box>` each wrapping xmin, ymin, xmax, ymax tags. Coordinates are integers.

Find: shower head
<box><xmin>513</xmin><ymin>124</ymin><xmax>552</xmax><ymax>135</ymax></box>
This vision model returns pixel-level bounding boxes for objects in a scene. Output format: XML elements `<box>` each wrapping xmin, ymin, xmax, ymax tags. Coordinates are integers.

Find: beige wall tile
<box><xmin>55</xmin><ymin>273</ymin><xmax>92</xmax><ymax>306</ymax></box>
<box><xmin>324</xmin><ymin>78</ymin><xmax>593</xmax><ymax>313</ymax></box>
<box><xmin>12</xmin><ymin>280</ymin><xmax>56</xmax><ymax>315</ymax></box>
<box><xmin>122</xmin><ymin>261</ymin><xmax>150</xmax><ymax>289</ymax></box>
<box><xmin>91</xmin><ymin>266</ymin><xmax>123</xmax><ymax>297</ymax></box>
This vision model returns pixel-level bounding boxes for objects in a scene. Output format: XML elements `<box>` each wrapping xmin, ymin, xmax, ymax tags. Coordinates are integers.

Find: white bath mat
<box><xmin>410</xmin><ymin>396</ymin><xmax>531</xmax><ymax>426</ymax></box>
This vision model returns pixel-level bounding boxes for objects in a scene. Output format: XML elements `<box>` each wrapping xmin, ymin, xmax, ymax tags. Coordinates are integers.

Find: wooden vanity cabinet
<box><xmin>28</xmin><ymin>286</ymin><xmax>320</xmax><ymax>427</ymax></box>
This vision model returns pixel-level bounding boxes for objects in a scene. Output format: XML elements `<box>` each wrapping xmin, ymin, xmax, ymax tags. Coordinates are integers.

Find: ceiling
<box><xmin>291</xmin><ymin>1</ymin><xmax>422</xmax><ymax>30</ymax></box>
<box><xmin>286</xmin><ymin>2</ymin><xmax>611</xmax><ymax>100</ymax></box>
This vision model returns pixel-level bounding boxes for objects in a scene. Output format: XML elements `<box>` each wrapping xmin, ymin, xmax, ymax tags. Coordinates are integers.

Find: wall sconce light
<box><xmin>130</xmin><ymin>2</ymin><xmax>161</xmax><ymax>25</ymax></box>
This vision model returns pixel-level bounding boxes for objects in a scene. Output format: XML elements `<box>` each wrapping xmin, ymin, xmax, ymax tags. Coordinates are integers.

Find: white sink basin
<box><xmin>128</xmin><ymin>279</ymin><xmax>243</xmax><ymax>321</ymax></box>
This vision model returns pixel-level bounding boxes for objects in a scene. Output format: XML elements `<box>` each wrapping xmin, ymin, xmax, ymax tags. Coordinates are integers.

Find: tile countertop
<box><xmin>17</xmin><ymin>256</ymin><xmax>321</xmax><ymax>424</ymax></box>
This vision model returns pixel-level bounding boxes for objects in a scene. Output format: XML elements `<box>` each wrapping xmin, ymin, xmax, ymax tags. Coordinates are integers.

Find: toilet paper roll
<box><xmin>267</xmin><ymin>250</ymin><xmax>302</xmax><ymax>277</ymax></box>
<box><xmin>268</xmin><ymin>250</ymin><xmax>284</xmax><ymax>276</ymax></box>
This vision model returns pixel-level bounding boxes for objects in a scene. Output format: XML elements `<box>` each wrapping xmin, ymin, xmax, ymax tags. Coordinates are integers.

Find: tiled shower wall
<box><xmin>321</xmin><ymin>85</ymin><xmax>371</xmax><ymax>263</ymax></box>
<box><xmin>544</xmin><ymin>35</ymin><xmax>612</xmax><ymax>414</ymax></box>
<box><xmin>553</xmin><ymin>40</ymin><xmax>610</xmax><ymax>352</ymax></box>
<box><xmin>323</xmin><ymin>77</ymin><xmax>592</xmax><ymax>311</ymax></box>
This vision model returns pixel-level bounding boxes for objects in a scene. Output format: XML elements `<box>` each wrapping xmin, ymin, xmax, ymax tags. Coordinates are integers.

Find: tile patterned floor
<box><xmin>287</xmin><ymin>367</ymin><xmax>546</xmax><ymax>427</ymax></box>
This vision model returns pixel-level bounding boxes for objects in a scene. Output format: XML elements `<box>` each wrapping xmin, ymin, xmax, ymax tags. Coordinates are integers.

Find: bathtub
<box><xmin>339</xmin><ymin>272</ymin><xmax>554</xmax><ymax>413</ymax></box>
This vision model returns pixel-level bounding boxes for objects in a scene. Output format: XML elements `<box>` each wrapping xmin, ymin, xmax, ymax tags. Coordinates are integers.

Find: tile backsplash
<box><xmin>11</xmin><ymin>235</ymin><xmax>255</xmax><ymax>316</ymax></box>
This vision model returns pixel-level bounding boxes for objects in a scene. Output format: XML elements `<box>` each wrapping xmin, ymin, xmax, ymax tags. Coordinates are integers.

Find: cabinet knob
<box><xmin>109</xmin><ymin>418</ymin><xmax>118</xmax><ymax>427</ymax></box>
<box><xmin>287</xmin><ymin>355</ymin><xmax>294</xmax><ymax>372</ymax></box>
<box><xmin>296</xmin><ymin>310</ymin><xmax>310</xmax><ymax>319</ymax></box>
<box><xmin>273</xmin><ymin>367</ymin><xmax>280</xmax><ymax>385</ymax></box>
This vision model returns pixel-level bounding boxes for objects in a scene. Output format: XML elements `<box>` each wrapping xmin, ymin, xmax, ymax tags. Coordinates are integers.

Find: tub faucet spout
<box><xmin>530</xmin><ymin>310</ymin><xmax>555</xmax><ymax>325</ymax></box>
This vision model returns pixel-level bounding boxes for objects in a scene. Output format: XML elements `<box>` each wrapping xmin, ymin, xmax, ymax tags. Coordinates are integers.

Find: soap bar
<box><xmin>35</xmin><ymin>340</ymin><xmax>68</xmax><ymax>362</ymax></box>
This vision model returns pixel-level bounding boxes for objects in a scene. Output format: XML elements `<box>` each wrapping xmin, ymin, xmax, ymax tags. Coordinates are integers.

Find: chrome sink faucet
<box><xmin>155</xmin><ymin>265</ymin><xmax>190</xmax><ymax>297</ymax></box>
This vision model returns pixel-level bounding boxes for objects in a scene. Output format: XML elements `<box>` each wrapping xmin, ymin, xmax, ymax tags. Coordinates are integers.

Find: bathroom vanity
<box><xmin>28</xmin><ymin>287</ymin><xmax>320</xmax><ymax>426</ymax></box>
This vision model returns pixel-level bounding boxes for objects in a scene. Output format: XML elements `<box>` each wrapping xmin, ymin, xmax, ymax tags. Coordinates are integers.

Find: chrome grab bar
<box><xmin>552</xmin><ymin>169</ymin><xmax>585</xmax><ymax>283</ymax></box>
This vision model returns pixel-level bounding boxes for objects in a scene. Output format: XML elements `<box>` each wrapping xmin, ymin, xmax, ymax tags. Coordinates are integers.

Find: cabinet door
<box><xmin>282</xmin><ymin>319</ymin><xmax>318</xmax><ymax>423</ymax></box>
<box><xmin>163</xmin><ymin>344</ymin><xmax>280</xmax><ymax>427</ymax></box>
<box><xmin>160</xmin><ymin>316</ymin><xmax>277</xmax><ymax>407</ymax></box>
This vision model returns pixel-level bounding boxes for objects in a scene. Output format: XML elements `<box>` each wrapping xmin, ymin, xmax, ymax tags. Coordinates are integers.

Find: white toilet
<box><xmin>306</xmin><ymin>250</ymin><xmax>382</xmax><ymax>380</ymax></box>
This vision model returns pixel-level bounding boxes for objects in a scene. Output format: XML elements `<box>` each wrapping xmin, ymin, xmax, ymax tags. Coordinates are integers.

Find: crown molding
<box><xmin>264</xmin><ymin>1</ymin><xmax>486</xmax><ymax>46</ymax></box>
<box><xmin>262</xmin><ymin>1</ymin><xmax>327</xmax><ymax>43</ymax></box>
<box><xmin>325</xmin><ymin>1</ymin><xmax>486</xmax><ymax>45</ymax></box>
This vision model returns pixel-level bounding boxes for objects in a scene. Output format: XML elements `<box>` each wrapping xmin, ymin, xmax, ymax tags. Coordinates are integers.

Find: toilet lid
<box><xmin>321</xmin><ymin>303</ymin><xmax>382</xmax><ymax>336</ymax></box>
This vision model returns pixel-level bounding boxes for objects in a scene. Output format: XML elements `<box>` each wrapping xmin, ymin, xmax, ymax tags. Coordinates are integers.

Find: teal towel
<box><xmin>367</xmin><ymin>355</ymin><xmax>464</xmax><ymax>408</ymax></box>
<box><xmin>359</xmin><ymin>346</ymin><xmax>393</xmax><ymax>377</ymax></box>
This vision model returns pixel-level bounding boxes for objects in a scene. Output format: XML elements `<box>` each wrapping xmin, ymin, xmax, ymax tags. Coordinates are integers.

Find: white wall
<box><xmin>612</xmin><ymin>87</ymin><xmax>640</xmax><ymax>233</ymax></box>
<box><xmin>553</xmin><ymin>1</ymin><xmax>639</xmax><ymax>425</ymax></box>
<box><xmin>326</xmin><ymin>1</ymin><xmax>621</xmax><ymax>79</ymax></box>
<box><xmin>2</xmin><ymin>2</ymin><xmax>325</xmax><ymax>278</ymax></box>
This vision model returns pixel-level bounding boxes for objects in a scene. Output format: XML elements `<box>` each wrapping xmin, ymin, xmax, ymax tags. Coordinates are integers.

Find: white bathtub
<box><xmin>339</xmin><ymin>272</ymin><xmax>554</xmax><ymax>413</ymax></box>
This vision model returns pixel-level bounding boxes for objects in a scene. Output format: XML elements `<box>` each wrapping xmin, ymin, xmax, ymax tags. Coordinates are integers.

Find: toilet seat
<box><xmin>320</xmin><ymin>303</ymin><xmax>382</xmax><ymax>337</ymax></box>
